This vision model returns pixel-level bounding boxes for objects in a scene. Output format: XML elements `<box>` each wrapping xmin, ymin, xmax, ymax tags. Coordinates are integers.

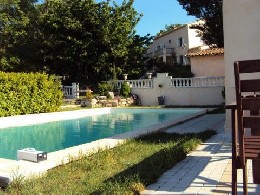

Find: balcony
<box><xmin>146</xmin><ymin>48</ymin><xmax>174</xmax><ymax>58</ymax></box>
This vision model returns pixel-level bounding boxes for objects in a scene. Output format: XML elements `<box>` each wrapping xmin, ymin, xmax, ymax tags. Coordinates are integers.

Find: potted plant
<box><xmin>81</xmin><ymin>89</ymin><xmax>97</xmax><ymax>107</ymax></box>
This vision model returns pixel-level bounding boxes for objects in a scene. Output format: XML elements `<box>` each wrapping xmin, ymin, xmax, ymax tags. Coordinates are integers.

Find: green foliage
<box><xmin>178</xmin><ymin>0</ymin><xmax>223</xmax><ymax>48</ymax></box>
<box><xmin>0</xmin><ymin>72</ymin><xmax>63</xmax><ymax>117</ymax></box>
<box><xmin>120</xmin><ymin>81</ymin><xmax>131</xmax><ymax>98</ymax></box>
<box><xmin>85</xmin><ymin>89</ymin><xmax>93</xmax><ymax>100</ymax></box>
<box><xmin>0</xmin><ymin>0</ymin><xmax>147</xmax><ymax>85</ymax></box>
<box><xmin>0</xmin><ymin>0</ymin><xmax>42</xmax><ymax>71</ymax></box>
<box><xmin>156</xmin><ymin>64</ymin><xmax>194</xmax><ymax>78</ymax></box>
<box><xmin>171</xmin><ymin>65</ymin><xmax>194</xmax><ymax>78</ymax></box>
<box><xmin>121</xmin><ymin>34</ymin><xmax>153</xmax><ymax>79</ymax></box>
<box><xmin>2</xmin><ymin>130</ymin><xmax>215</xmax><ymax>194</ymax></box>
<box><xmin>97</xmin><ymin>82</ymin><xmax>113</xmax><ymax>96</ymax></box>
<box><xmin>39</xmin><ymin>0</ymin><xmax>142</xmax><ymax>85</ymax></box>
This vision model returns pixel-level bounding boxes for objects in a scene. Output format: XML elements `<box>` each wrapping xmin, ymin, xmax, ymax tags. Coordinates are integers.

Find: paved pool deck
<box><xmin>141</xmin><ymin>114</ymin><xmax>260</xmax><ymax>195</ymax></box>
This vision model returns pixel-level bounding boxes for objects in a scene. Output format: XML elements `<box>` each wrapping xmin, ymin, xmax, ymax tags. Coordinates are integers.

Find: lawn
<box><xmin>1</xmin><ymin>130</ymin><xmax>216</xmax><ymax>194</ymax></box>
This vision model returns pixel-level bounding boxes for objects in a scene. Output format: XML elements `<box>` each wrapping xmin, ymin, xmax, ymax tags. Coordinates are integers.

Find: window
<box><xmin>157</xmin><ymin>45</ymin><xmax>160</xmax><ymax>50</ymax></box>
<box><xmin>169</xmin><ymin>39</ymin><xmax>171</xmax><ymax>43</ymax></box>
<box><xmin>177</xmin><ymin>37</ymin><xmax>183</xmax><ymax>47</ymax></box>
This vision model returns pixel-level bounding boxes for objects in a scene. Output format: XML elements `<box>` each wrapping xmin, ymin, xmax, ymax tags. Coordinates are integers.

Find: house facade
<box><xmin>146</xmin><ymin>22</ymin><xmax>205</xmax><ymax>66</ymax></box>
<box><xmin>187</xmin><ymin>48</ymin><xmax>224</xmax><ymax>77</ymax></box>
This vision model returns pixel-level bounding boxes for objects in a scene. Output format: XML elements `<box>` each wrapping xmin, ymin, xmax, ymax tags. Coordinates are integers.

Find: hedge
<box><xmin>0</xmin><ymin>72</ymin><xmax>63</xmax><ymax>117</ymax></box>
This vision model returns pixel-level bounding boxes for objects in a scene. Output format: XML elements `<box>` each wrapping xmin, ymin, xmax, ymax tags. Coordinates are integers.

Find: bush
<box><xmin>120</xmin><ymin>81</ymin><xmax>131</xmax><ymax>98</ymax></box>
<box><xmin>86</xmin><ymin>89</ymin><xmax>93</xmax><ymax>100</ymax></box>
<box><xmin>0</xmin><ymin>72</ymin><xmax>63</xmax><ymax>117</ymax></box>
<box><xmin>97</xmin><ymin>82</ymin><xmax>113</xmax><ymax>96</ymax></box>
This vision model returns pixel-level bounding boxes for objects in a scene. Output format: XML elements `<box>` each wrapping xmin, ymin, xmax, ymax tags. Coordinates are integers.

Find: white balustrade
<box><xmin>63</xmin><ymin>82</ymin><xmax>79</xmax><ymax>99</ymax></box>
<box><xmin>111</xmin><ymin>79</ymin><xmax>153</xmax><ymax>89</ymax></box>
<box><xmin>171</xmin><ymin>76</ymin><xmax>225</xmax><ymax>88</ymax></box>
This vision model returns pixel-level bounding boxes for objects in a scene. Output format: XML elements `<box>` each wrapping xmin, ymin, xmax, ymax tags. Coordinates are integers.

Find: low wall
<box><xmin>115</xmin><ymin>73</ymin><xmax>225</xmax><ymax>106</ymax></box>
<box><xmin>132</xmin><ymin>87</ymin><xmax>224</xmax><ymax>106</ymax></box>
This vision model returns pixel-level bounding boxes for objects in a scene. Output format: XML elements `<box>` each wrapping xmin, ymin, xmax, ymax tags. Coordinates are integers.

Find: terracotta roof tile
<box><xmin>187</xmin><ymin>48</ymin><xmax>224</xmax><ymax>57</ymax></box>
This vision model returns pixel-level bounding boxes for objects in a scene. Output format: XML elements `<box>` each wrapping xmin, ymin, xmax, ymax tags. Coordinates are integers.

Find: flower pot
<box><xmin>157</xmin><ymin>96</ymin><xmax>165</xmax><ymax>105</ymax></box>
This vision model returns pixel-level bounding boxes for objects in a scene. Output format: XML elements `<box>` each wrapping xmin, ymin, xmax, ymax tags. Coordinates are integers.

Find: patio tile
<box><xmin>141</xmin><ymin>114</ymin><xmax>260</xmax><ymax>195</ymax></box>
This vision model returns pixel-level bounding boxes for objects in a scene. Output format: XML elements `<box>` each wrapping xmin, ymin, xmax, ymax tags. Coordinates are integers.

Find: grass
<box><xmin>1</xmin><ymin>130</ymin><xmax>216</xmax><ymax>195</ymax></box>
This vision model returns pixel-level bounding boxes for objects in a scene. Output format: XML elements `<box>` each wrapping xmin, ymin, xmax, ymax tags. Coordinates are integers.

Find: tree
<box><xmin>40</xmin><ymin>0</ymin><xmax>141</xmax><ymax>85</ymax></box>
<box><xmin>97</xmin><ymin>0</ymin><xmax>141</xmax><ymax>81</ymax></box>
<box><xmin>122</xmin><ymin>34</ymin><xmax>153</xmax><ymax>79</ymax></box>
<box><xmin>177</xmin><ymin>0</ymin><xmax>224</xmax><ymax>48</ymax></box>
<box><xmin>0</xmin><ymin>0</ymin><xmax>41</xmax><ymax>71</ymax></box>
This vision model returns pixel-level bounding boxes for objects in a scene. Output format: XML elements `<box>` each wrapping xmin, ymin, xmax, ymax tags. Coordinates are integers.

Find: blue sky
<box><xmin>95</xmin><ymin>0</ymin><xmax>196</xmax><ymax>36</ymax></box>
<box><xmin>131</xmin><ymin>0</ymin><xmax>196</xmax><ymax>36</ymax></box>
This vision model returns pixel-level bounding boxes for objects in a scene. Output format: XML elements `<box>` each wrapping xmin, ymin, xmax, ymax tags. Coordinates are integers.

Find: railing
<box><xmin>154</xmin><ymin>49</ymin><xmax>164</xmax><ymax>56</ymax></box>
<box><xmin>165</xmin><ymin>48</ymin><xmax>174</xmax><ymax>55</ymax></box>
<box><xmin>112</xmin><ymin>79</ymin><xmax>153</xmax><ymax>89</ymax></box>
<box><xmin>63</xmin><ymin>86</ymin><xmax>73</xmax><ymax>98</ymax></box>
<box><xmin>147</xmin><ymin>48</ymin><xmax>174</xmax><ymax>58</ymax></box>
<box><xmin>171</xmin><ymin>76</ymin><xmax>225</xmax><ymax>88</ymax></box>
<box><xmin>62</xmin><ymin>83</ymin><xmax>79</xmax><ymax>99</ymax></box>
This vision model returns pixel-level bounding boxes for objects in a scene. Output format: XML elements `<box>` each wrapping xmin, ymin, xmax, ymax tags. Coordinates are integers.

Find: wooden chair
<box><xmin>226</xmin><ymin>59</ymin><xmax>260</xmax><ymax>195</ymax></box>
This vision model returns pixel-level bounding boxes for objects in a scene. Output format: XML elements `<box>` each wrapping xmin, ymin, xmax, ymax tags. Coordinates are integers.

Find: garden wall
<box><xmin>115</xmin><ymin>73</ymin><xmax>225</xmax><ymax>106</ymax></box>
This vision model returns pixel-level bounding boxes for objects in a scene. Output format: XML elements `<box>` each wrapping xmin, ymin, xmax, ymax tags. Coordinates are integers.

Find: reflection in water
<box><xmin>0</xmin><ymin>108</ymin><xmax>201</xmax><ymax>160</ymax></box>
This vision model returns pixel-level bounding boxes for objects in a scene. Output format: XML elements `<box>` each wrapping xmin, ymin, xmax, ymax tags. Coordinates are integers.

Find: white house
<box><xmin>146</xmin><ymin>21</ymin><xmax>205</xmax><ymax>66</ymax></box>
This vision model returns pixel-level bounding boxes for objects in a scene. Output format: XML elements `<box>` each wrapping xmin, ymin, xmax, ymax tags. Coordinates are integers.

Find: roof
<box><xmin>187</xmin><ymin>48</ymin><xmax>224</xmax><ymax>57</ymax></box>
<box><xmin>153</xmin><ymin>25</ymin><xmax>187</xmax><ymax>40</ymax></box>
<box><xmin>153</xmin><ymin>20</ymin><xmax>202</xmax><ymax>40</ymax></box>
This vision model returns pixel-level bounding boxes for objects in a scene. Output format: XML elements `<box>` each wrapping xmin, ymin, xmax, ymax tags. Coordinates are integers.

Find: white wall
<box><xmin>223</xmin><ymin>0</ymin><xmax>260</xmax><ymax>132</ymax></box>
<box><xmin>132</xmin><ymin>87</ymin><xmax>224</xmax><ymax>106</ymax></box>
<box><xmin>130</xmin><ymin>73</ymin><xmax>224</xmax><ymax>106</ymax></box>
<box><xmin>191</xmin><ymin>55</ymin><xmax>224</xmax><ymax>77</ymax></box>
<box><xmin>187</xmin><ymin>23</ymin><xmax>205</xmax><ymax>49</ymax></box>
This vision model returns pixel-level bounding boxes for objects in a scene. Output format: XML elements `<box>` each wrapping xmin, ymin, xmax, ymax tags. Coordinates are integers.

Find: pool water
<box><xmin>0</xmin><ymin>108</ymin><xmax>202</xmax><ymax>160</ymax></box>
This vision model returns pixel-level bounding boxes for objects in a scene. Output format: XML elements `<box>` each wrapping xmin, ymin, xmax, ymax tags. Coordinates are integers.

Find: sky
<box><xmin>110</xmin><ymin>0</ymin><xmax>197</xmax><ymax>37</ymax></box>
<box><xmin>93</xmin><ymin>0</ymin><xmax>196</xmax><ymax>37</ymax></box>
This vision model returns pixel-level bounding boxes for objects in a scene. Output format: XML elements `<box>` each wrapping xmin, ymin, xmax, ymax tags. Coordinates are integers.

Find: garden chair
<box><xmin>226</xmin><ymin>59</ymin><xmax>260</xmax><ymax>195</ymax></box>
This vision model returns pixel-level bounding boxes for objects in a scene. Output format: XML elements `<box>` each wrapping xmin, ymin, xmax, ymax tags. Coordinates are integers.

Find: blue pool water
<box><xmin>0</xmin><ymin>108</ymin><xmax>202</xmax><ymax>160</ymax></box>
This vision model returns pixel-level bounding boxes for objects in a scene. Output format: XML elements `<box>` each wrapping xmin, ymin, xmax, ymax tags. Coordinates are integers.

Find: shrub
<box><xmin>97</xmin><ymin>82</ymin><xmax>113</xmax><ymax>96</ymax></box>
<box><xmin>0</xmin><ymin>72</ymin><xmax>63</xmax><ymax>117</ymax></box>
<box><xmin>86</xmin><ymin>89</ymin><xmax>93</xmax><ymax>100</ymax></box>
<box><xmin>120</xmin><ymin>81</ymin><xmax>131</xmax><ymax>98</ymax></box>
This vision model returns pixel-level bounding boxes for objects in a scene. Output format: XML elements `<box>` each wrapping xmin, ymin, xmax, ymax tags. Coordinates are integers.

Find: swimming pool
<box><xmin>0</xmin><ymin>108</ymin><xmax>204</xmax><ymax>160</ymax></box>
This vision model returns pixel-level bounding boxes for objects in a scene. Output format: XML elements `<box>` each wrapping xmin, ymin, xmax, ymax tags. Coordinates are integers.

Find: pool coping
<box><xmin>0</xmin><ymin>107</ymin><xmax>207</xmax><ymax>187</ymax></box>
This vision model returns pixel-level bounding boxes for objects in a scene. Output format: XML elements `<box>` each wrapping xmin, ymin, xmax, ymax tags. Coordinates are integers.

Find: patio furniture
<box><xmin>226</xmin><ymin>59</ymin><xmax>260</xmax><ymax>195</ymax></box>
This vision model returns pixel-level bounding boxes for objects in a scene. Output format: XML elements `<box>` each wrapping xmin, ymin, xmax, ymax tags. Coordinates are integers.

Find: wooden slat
<box><xmin>245</xmin><ymin>146</ymin><xmax>260</xmax><ymax>150</ymax></box>
<box><xmin>236</xmin><ymin>60</ymin><xmax>260</xmax><ymax>73</ymax></box>
<box><xmin>240</xmin><ymin>80</ymin><xmax>260</xmax><ymax>92</ymax></box>
<box><xmin>245</xmin><ymin>148</ymin><xmax>260</xmax><ymax>153</ymax></box>
<box><xmin>243</xmin><ymin>116</ymin><xmax>260</xmax><ymax>128</ymax></box>
<box><xmin>242</xmin><ymin>97</ymin><xmax>260</xmax><ymax>110</ymax></box>
<box><xmin>245</xmin><ymin>153</ymin><xmax>260</xmax><ymax>158</ymax></box>
<box><xmin>245</xmin><ymin>142</ymin><xmax>260</xmax><ymax>146</ymax></box>
<box><xmin>244</xmin><ymin>135</ymin><xmax>260</xmax><ymax>140</ymax></box>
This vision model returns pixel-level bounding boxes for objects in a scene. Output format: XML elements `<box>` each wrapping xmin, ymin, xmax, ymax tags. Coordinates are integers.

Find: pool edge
<box><xmin>0</xmin><ymin>108</ymin><xmax>208</xmax><ymax>187</ymax></box>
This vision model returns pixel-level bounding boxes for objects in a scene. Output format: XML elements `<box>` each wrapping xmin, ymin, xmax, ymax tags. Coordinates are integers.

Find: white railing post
<box><xmin>72</xmin><ymin>82</ymin><xmax>79</xmax><ymax>99</ymax></box>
